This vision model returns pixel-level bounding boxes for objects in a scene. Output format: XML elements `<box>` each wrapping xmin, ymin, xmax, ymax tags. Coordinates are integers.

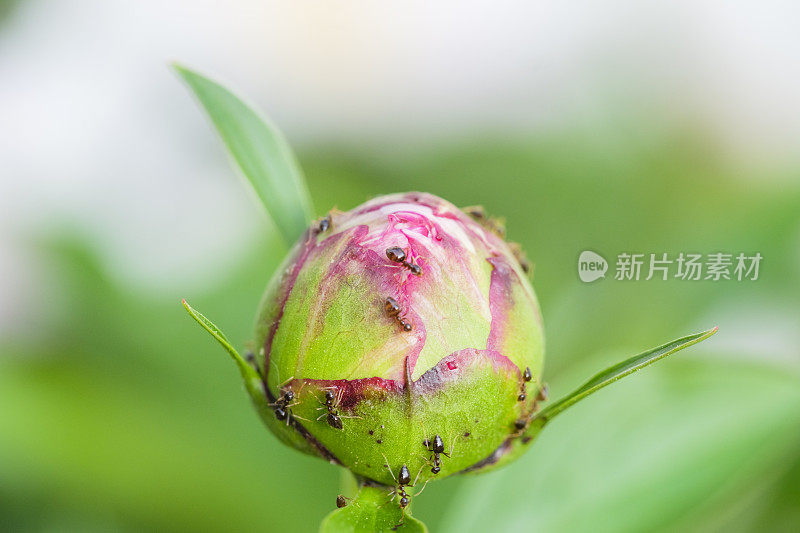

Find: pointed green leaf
<box><xmin>320</xmin><ymin>485</ymin><xmax>428</xmax><ymax>533</ymax></box>
<box><xmin>535</xmin><ymin>327</ymin><xmax>718</xmax><ymax>423</ymax></box>
<box><xmin>438</xmin><ymin>356</ymin><xmax>800</xmax><ymax>533</ymax></box>
<box><xmin>174</xmin><ymin>64</ymin><xmax>314</xmax><ymax>245</ymax></box>
<box><xmin>181</xmin><ymin>298</ymin><xmax>265</xmax><ymax>405</ymax></box>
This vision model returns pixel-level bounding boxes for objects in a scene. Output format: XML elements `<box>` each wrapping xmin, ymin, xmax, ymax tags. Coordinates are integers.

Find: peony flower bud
<box><xmin>251</xmin><ymin>191</ymin><xmax>545</xmax><ymax>486</ymax></box>
<box><xmin>177</xmin><ymin>67</ymin><xmax>718</xmax><ymax>531</ymax></box>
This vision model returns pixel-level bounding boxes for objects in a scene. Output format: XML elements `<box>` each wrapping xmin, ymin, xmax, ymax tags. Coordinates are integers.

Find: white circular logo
<box><xmin>578</xmin><ymin>251</ymin><xmax>608</xmax><ymax>282</ymax></box>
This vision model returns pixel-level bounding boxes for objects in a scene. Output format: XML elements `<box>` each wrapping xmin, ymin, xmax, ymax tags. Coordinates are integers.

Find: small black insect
<box><xmin>514</xmin><ymin>418</ymin><xmax>528</xmax><ymax>431</ymax></box>
<box><xmin>398</xmin><ymin>464</ymin><xmax>411</xmax><ymax>486</ymax></box>
<box><xmin>384</xmin><ymin>461</ymin><xmax>423</xmax><ymax>530</ymax></box>
<box><xmin>327</xmin><ymin>412</ymin><xmax>343</xmax><ymax>430</ymax></box>
<box><xmin>386</xmin><ymin>247</ymin><xmax>422</xmax><ymax>276</ymax></box>
<box><xmin>384</xmin><ymin>296</ymin><xmax>412</xmax><ymax>332</ymax></box>
<box><xmin>523</xmin><ymin>367</ymin><xmax>532</xmax><ymax>382</ymax></box>
<box><xmin>270</xmin><ymin>383</ymin><xmax>297</xmax><ymax>423</ymax></box>
<box><xmin>423</xmin><ymin>434</ymin><xmax>450</xmax><ymax>475</ymax></box>
<box><xmin>517</xmin><ymin>367</ymin><xmax>533</xmax><ymax>402</ymax></box>
<box><xmin>317</xmin><ymin>215</ymin><xmax>331</xmax><ymax>233</ymax></box>
<box><xmin>336</xmin><ymin>495</ymin><xmax>347</xmax><ymax>508</ymax></box>
<box><xmin>317</xmin><ymin>388</ymin><xmax>344</xmax><ymax>429</ymax></box>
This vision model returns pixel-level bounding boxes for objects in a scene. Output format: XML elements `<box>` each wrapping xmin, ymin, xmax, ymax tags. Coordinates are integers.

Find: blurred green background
<box><xmin>1</xmin><ymin>2</ymin><xmax>800</xmax><ymax>532</ymax></box>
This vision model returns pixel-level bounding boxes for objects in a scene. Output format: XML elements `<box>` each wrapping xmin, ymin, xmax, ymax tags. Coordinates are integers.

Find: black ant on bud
<box><xmin>510</xmin><ymin>415</ymin><xmax>532</xmax><ymax>440</ymax></box>
<box><xmin>317</xmin><ymin>388</ymin><xmax>343</xmax><ymax>429</ymax></box>
<box><xmin>315</xmin><ymin>214</ymin><xmax>331</xmax><ymax>234</ymax></box>
<box><xmin>384</xmin><ymin>296</ymin><xmax>412</xmax><ymax>332</ymax></box>
<box><xmin>517</xmin><ymin>366</ymin><xmax>533</xmax><ymax>402</ymax></box>
<box><xmin>381</xmin><ymin>455</ymin><xmax>430</xmax><ymax>529</ymax></box>
<box><xmin>386</xmin><ymin>247</ymin><xmax>422</xmax><ymax>276</ymax></box>
<box><xmin>269</xmin><ymin>383</ymin><xmax>298</xmax><ymax>423</ymax></box>
<box><xmin>422</xmin><ymin>434</ymin><xmax>450</xmax><ymax>475</ymax></box>
<box><xmin>317</xmin><ymin>387</ymin><xmax>360</xmax><ymax>429</ymax></box>
<box><xmin>382</xmin><ymin>461</ymin><xmax>415</xmax><ymax>528</ymax></box>
<box><xmin>336</xmin><ymin>494</ymin><xmax>348</xmax><ymax>508</ymax></box>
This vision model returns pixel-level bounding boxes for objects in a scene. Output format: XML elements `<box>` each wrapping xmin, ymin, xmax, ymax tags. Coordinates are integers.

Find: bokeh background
<box><xmin>1</xmin><ymin>2</ymin><xmax>799</xmax><ymax>532</ymax></box>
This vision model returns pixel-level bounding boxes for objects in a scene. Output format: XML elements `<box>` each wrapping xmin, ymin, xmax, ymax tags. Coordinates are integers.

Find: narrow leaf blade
<box><xmin>536</xmin><ymin>327</ymin><xmax>718</xmax><ymax>422</ymax></box>
<box><xmin>181</xmin><ymin>298</ymin><xmax>259</xmax><ymax>384</ymax></box>
<box><xmin>174</xmin><ymin>64</ymin><xmax>314</xmax><ymax>245</ymax></box>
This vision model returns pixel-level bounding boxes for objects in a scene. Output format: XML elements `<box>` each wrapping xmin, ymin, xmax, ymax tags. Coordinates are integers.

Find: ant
<box><xmin>422</xmin><ymin>435</ymin><xmax>450</xmax><ymax>475</ymax></box>
<box><xmin>517</xmin><ymin>366</ymin><xmax>533</xmax><ymax>402</ymax></box>
<box><xmin>382</xmin><ymin>462</ymin><xmax>413</xmax><ymax>529</ymax></box>
<box><xmin>317</xmin><ymin>387</ymin><xmax>360</xmax><ymax>429</ymax></box>
<box><xmin>317</xmin><ymin>388</ymin><xmax>344</xmax><ymax>429</ymax></box>
<box><xmin>317</xmin><ymin>215</ymin><xmax>331</xmax><ymax>233</ymax></box>
<box><xmin>511</xmin><ymin>415</ymin><xmax>532</xmax><ymax>439</ymax></box>
<box><xmin>269</xmin><ymin>380</ymin><xmax>301</xmax><ymax>423</ymax></box>
<box><xmin>385</xmin><ymin>247</ymin><xmax>422</xmax><ymax>276</ymax></box>
<box><xmin>336</xmin><ymin>494</ymin><xmax>348</xmax><ymax>508</ymax></box>
<box><xmin>384</xmin><ymin>297</ymin><xmax>412</xmax><ymax>332</ymax></box>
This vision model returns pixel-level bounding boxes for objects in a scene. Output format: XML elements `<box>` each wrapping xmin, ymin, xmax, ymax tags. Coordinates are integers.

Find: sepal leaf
<box><xmin>534</xmin><ymin>327</ymin><xmax>718</xmax><ymax>424</ymax></box>
<box><xmin>181</xmin><ymin>299</ymin><xmax>267</xmax><ymax>409</ymax></box>
<box><xmin>320</xmin><ymin>485</ymin><xmax>428</xmax><ymax>533</ymax></box>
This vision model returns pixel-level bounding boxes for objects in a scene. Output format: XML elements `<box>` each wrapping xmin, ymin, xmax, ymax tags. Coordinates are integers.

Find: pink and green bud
<box><xmin>177</xmin><ymin>67</ymin><xmax>719</xmax><ymax>531</ymax></box>
<box><xmin>252</xmin><ymin>192</ymin><xmax>545</xmax><ymax>485</ymax></box>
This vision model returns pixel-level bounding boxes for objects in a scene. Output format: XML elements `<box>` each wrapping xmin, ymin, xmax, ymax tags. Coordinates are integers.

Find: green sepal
<box><xmin>533</xmin><ymin>327</ymin><xmax>719</xmax><ymax>425</ymax></box>
<box><xmin>181</xmin><ymin>299</ymin><xmax>268</xmax><ymax>414</ymax></box>
<box><xmin>320</xmin><ymin>484</ymin><xmax>428</xmax><ymax>533</ymax></box>
<box><xmin>475</xmin><ymin>327</ymin><xmax>719</xmax><ymax>474</ymax></box>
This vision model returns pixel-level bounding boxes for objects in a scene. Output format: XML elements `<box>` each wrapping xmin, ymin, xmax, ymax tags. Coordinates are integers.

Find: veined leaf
<box><xmin>534</xmin><ymin>327</ymin><xmax>718</xmax><ymax>423</ymax></box>
<box><xmin>174</xmin><ymin>64</ymin><xmax>314</xmax><ymax>245</ymax></box>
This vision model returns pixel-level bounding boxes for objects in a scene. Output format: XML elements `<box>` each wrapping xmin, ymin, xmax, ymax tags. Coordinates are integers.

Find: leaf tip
<box><xmin>170</xmin><ymin>61</ymin><xmax>190</xmax><ymax>76</ymax></box>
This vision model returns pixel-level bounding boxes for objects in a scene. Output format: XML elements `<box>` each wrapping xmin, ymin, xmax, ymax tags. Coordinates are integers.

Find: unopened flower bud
<box><xmin>253</xmin><ymin>192</ymin><xmax>545</xmax><ymax>486</ymax></box>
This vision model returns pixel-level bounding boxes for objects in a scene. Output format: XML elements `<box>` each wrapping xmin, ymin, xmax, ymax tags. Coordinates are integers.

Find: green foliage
<box><xmin>320</xmin><ymin>486</ymin><xmax>427</xmax><ymax>533</ymax></box>
<box><xmin>174</xmin><ymin>64</ymin><xmax>315</xmax><ymax>245</ymax></box>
